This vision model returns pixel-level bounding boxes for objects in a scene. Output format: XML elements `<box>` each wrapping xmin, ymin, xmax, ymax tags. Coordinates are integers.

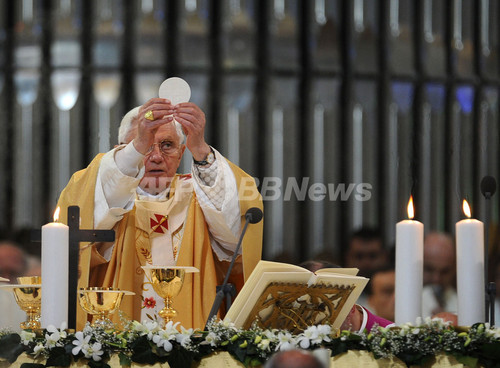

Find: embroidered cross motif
<box><xmin>150</xmin><ymin>214</ymin><xmax>168</xmax><ymax>233</ymax></box>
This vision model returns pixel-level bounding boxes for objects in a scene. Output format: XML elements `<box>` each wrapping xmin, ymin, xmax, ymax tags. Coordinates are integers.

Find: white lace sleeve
<box><xmin>94</xmin><ymin>143</ymin><xmax>145</xmax><ymax>230</ymax></box>
<box><xmin>191</xmin><ymin>148</ymin><xmax>242</xmax><ymax>260</ymax></box>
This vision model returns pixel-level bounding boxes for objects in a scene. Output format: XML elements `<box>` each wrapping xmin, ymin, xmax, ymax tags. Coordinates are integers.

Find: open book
<box><xmin>225</xmin><ymin>261</ymin><xmax>368</xmax><ymax>333</ymax></box>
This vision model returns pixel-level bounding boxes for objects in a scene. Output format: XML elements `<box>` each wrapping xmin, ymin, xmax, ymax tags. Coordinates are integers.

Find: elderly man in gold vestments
<box><xmin>57</xmin><ymin>98</ymin><xmax>263</xmax><ymax>330</ymax></box>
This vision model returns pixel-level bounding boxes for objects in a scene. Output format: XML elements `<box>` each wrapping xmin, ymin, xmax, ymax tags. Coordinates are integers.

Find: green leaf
<box><xmin>396</xmin><ymin>351</ymin><xmax>427</xmax><ymax>366</ymax></box>
<box><xmin>250</xmin><ymin>358</ymin><xmax>263</xmax><ymax>366</ymax></box>
<box><xmin>453</xmin><ymin>354</ymin><xmax>478</xmax><ymax>368</ymax></box>
<box><xmin>0</xmin><ymin>334</ymin><xmax>24</xmax><ymax>363</ymax></box>
<box><xmin>152</xmin><ymin>345</ymin><xmax>169</xmax><ymax>358</ymax></box>
<box><xmin>329</xmin><ymin>341</ymin><xmax>349</xmax><ymax>357</ymax></box>
<box><xmin>20</xmin><ymin>364</ymin><xmax>45</xmax><ymax>368</ymax></box>
<box><xmin>88</xmin><ymin>360</ymin><xmax>111</xmax><ymax>368</ymax></box>
<box><xmin>228</xmin><ymin>343</ymin><xmax>248</xmax><ymax>363</ymax></box>
<box><xmin>45</xmin><ymin>347</ymin><xmax>72</xmax><ymax>367</ymax></box>
<box><xmin>118</xmin><ymin>352</ymin><xmax>131</xmax><ymax>367</ymax></box>
<box><xmin>129</xmin><ymin>336</ymin><xmax>158</xmax><ymax>365</ymax></box>
<box><xmin>166</xmin><ymin>348</ymin><xmax>193</xmax><ymax>368</ymax></box>
<box><xmin>481</xmin><ymin>342</ymin><xmax>500</xmax><ymax>360</ymax></box>
<box><xmin>130</xmin><ymin>350</ymin><xmax>157</xmax><ymax>365</ymax></box>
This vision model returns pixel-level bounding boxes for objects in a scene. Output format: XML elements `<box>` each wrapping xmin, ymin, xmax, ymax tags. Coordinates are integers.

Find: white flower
<box><xmin>152</xmin><ymin>333</ymin><xmax>174</xmax><ymax>352</ymax></box>
<box><xmin>485</xmin><ymin>327</ymin><xmax>500</xmax><ymax>339</ymax></box>
<box><xmin>20</xmin><ymin>330</ymin><xmax>36</xmax><ymax>345</ymax></box>
<box><xmin>298</xmin><ymin>337</ymin><xmax>311</xmax><ymax>349</ymax></box>
<box><xmin>33</xmin><ymin>343</ymin><xmax>45</xmax><ymax>356</ymax></box>
<box><xmin>45</xmin><ymin>329</ymin><xmax>62</xmax><ymax>348</ymax></box>
<box><xmin>163</xmin><ymin>321</ymin><xmax>180</xmax><ymax>336</ymax></box>
<box><xmin>258</xmin><ymin>338</ymin><xmax>271</xmax><ymax>352</ymax></box>
<box><xmin>399</xmin><ymin>323</ymin><xmax>413</xmax><ymax>335</ymax></box>
<box><xmin>314</xmin><ymin>325</ymin><xmax>331</xmax><ymax>344</ymax></box>
<box><xmin>58</xmin><ymin>322</ymin><xmax>68</xmax><ymax>337</ymax></box>
<box><xmin>220</xmin><ymin>320</ymin><xmax>237</xmax><ymax>331</ymax></box>
<box><xmin>429</xmin><ymin>317</ymin><xmax>448</xmax><ymax>328</ymax></box>
<box><xmin>296</xmin><ymin>325</ymin><xmax>332</xmax><ymax>349</ymax></box>
<box><xmin>151</xmin><ymin>322</ymin><xmax>180</xmax><ymax>352</ymax></box>
<box><xmin>176</xmin><ymin>326</ymin><xmax>194</xmax><ymax>349</ymax></box>
<box><xmin>297</xmin><ymin>327</ymin><xmax>316</xmax><ymax>349</ymax></box>
<box><xmin>83</xmin><ymin>324</ymin><xmax>93</xmax><ymax>335</ymax></box>
<box><xmin>263</xmin><ymin>329</ymin><xmax>279</xmax><ymax>341</ymax></box>
<box><xmin>132</xmin><ymin>320</ymin><xmax>160</xmax><ymax>339</ymax></box>
<box><xmin>156</xmin><ymin>337</ymin><xmax>173</xmax><ymax>352</ymax></box>
<box><xmin>82</xmin><ymin>342</ymin><xmax>104</xmax><ymax>361</ymax></box>
<box><xmin>72</xmin><ymin>331</ymin><xmax>91</xmax><ymax>356</ymax></box>
<box><xmin>202</xmin><ymin>331</ymin><xmax>218</xmax><ymax>347</ymax></box>
<box><xmin>276</xmin><ymin>331</ymin><xmax>296</xmax><ymax>351</ymax></box>
<box><xmin>44</xmin><ymin>323</ymin><xmax>68</xmax><ymax>348</ymax></box>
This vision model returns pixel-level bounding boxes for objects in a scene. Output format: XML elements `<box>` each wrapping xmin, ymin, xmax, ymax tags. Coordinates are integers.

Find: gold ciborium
<box><xmin>79</xmin><ymin>287</ymin><xmax>134</xmax><ymax>329</ymax></box>
<box><xmin>13</xmin><ymin>276</ymin><xmax>42</xmax><ymax>330</ymax></box>
<box><xmin>143</xmin><ymin>266</ymin><xmax>195</xmax><ymax>326</ymax></box>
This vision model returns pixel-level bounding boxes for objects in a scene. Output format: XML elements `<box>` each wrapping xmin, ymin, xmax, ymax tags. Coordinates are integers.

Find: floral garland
<box><xmin>1</xmin><ymin>317</ymin><xmax>500</xmax><ymax>368</ymax></box>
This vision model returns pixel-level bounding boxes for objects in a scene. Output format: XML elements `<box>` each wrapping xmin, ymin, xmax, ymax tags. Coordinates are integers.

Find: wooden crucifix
<box><xmin>33</xmin><ymin>205</ymin><xmax>115</xmax><ymax>329</ymax></box>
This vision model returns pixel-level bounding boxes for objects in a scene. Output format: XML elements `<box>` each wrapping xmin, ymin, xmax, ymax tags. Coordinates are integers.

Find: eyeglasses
<box><xmin>146</xmin><ymin>140</ymin><xmax>180</xmax><ymax>156</ymax></box>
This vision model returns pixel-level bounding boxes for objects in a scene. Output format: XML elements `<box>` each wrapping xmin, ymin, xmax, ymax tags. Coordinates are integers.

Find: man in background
<box><xmin>0</xmin><ymin>241</ymin><xmax>29</xmax><ymax>331</ymax></box>
<box><xmin>422</xmin><ymin>232</ymin><xmax>457</xmax><ymax>317</ymax></box>
<box><xmin>344</xmin><ymin>228</ymin><xmax>388</xmax><ymax>278</ymax></box>
<box><xmin>344</xmin><ymin>227</ymin><xmax>389</xmax><ymax>306</ymax></box>
<box><xmin>0</xmin><ymin>241</ymin><xmax>27</xmax><ymax>281</ymax></box>
<box><xmin>265</xmin><ymin>350</ymin><xmax>324</xmax><ymax>368</ymax></box>
<box><xmin>367</xmin><ymin>266</ymin><xmax>395</xmax><ymax>321</ymax></box>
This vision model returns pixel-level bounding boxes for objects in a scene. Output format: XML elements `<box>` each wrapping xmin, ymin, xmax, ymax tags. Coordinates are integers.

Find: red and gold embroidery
<box><xmin>150</xmin><ymin>214</ymin><xmax>168</xmax><ymax>234</ymax></box>
<box><xmin>139</xmin><ymin>248</ymin><xmax>153</xmax><ymax>265</ymax></box>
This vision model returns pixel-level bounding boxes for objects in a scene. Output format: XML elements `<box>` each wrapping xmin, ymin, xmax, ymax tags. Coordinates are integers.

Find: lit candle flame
<box><xmin>462</xmin><ymin>199</ymin><xmax>471</xmax><ymax>218</ymax></box>
<box><xmin>407</xmin><ymin>196</ymin><xmax>414</xmax><ymax>219</ymax></box>
<box><xmin>53</xmin><ymin>207</ymin><xmax>61</xmax><ymax>222</ymax></box>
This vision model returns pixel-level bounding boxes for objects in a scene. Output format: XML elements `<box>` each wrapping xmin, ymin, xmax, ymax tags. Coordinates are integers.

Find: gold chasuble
<box><xmin>57</xmin><ymin>154</ymin><xmax>263</xmax><ymax>331</ymax></box>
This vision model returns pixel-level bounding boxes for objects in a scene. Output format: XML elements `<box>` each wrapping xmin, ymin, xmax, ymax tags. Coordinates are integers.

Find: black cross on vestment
<box><xmin>32</xmin><ymin>206</ymin><xmax>115</xmax><ymax>329</ymax></box>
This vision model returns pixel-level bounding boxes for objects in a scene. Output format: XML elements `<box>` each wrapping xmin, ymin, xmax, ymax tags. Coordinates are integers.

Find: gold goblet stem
<box><xmin>94</xmin><ymin>311</ymin><xmax>113</xmax><ymax>329</ymax></box>
<box><xmin>159</xmin><ymin>296</ymin><xmax>177</xmax><ymax>325</ymax></box>
<box><xmin>21</xmin><ymin>308</ymin><xmax>41</xmax><ymax>330</ymax></box>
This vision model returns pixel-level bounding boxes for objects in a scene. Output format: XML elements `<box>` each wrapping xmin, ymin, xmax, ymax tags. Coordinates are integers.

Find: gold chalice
<box><xmin>142</xmin><ymin>266</ymin><xmax>198</xmax><ymax>326</ymax></box>
<box><xmin>79</xmin><ymin>287</ymin><xmax>134</xmax><ymax>329</ymax></box>
<box><xmin>13</xmin><ymin>276</ymin><xmax>42</xmax><ymax>330</ymax></box>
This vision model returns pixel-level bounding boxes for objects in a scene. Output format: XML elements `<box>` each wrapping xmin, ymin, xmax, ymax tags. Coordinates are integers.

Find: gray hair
<box><xmin>118</xmin><ymin>106</ymin><xmax>186</xmax><ymax>146</ymax></box>
<box><xmin>118</xmin><ymin>106</ymin><xmax>141</xmax><ymax>144</ymax></box>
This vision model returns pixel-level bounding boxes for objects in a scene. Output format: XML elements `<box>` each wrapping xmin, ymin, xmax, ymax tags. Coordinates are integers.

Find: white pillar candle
<box><xmin>395</xmin><ymin>197</ymin><xmax>424</xmax><ymax>325</ymax></box>
<box><xmin>41</xmin><ymin>207</ymin><xmax>69</xmax><ymax>328</ymax></box>
<box><xmin>456</xmin><ymin>200</ymin><xmax>485</xmax><ymax>326</ymax></box>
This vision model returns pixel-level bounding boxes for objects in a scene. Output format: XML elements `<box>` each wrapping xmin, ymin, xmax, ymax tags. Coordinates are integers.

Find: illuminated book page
<box><xmin>226</xmin><ymin>260</ymin><xmax>368</xmax><ymax>331</ymax></box>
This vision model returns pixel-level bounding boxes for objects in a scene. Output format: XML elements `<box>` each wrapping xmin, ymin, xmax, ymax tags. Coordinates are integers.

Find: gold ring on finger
<box><xmin>144</xmin><ymin>110</ymin><xmax>155</xmax><ymax>121</ymax></box>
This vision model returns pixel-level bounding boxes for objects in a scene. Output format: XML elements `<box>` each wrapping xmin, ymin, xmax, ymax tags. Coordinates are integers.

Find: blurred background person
<box><xmin>0</xmin><ymin>241</ymin><xmax>28</xmax><ymax>281</ymax></box>
<box><xmin>265</xmin><ymin>349</ymin><xmax>325</xmax><ymax>368</ymax></box>
<box><xmin>344</xmin><ymin>227</ymin><xmax>389</xmax><ymax>306</ymax></box>
<box><xmin>298</xmin><ymin>259</ymin><xmax>338</xmax><ymax>273</ymax></box>
<box><xmin>422</xmin><ymin>232</ymin><xmax>457</xmax><ymax>317</ymax></box>
<box><xmin>344</xmin><ymin>227</ymin><xmax>389</xmax><ymax>278</ymax></box>
<box><xmin>366</xmin><ymin>266</ymin><xmax>395</xmax><ymax>321</ymax></box>
<box><xmin>25</xmin><ymin>255</ymin><xmax>41</xmax><ymax>277</ymax></box>
<box><xmin>0</xmin><ymin>240</ymin><xmax>30</xmax><ymax>332</ymax></box>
